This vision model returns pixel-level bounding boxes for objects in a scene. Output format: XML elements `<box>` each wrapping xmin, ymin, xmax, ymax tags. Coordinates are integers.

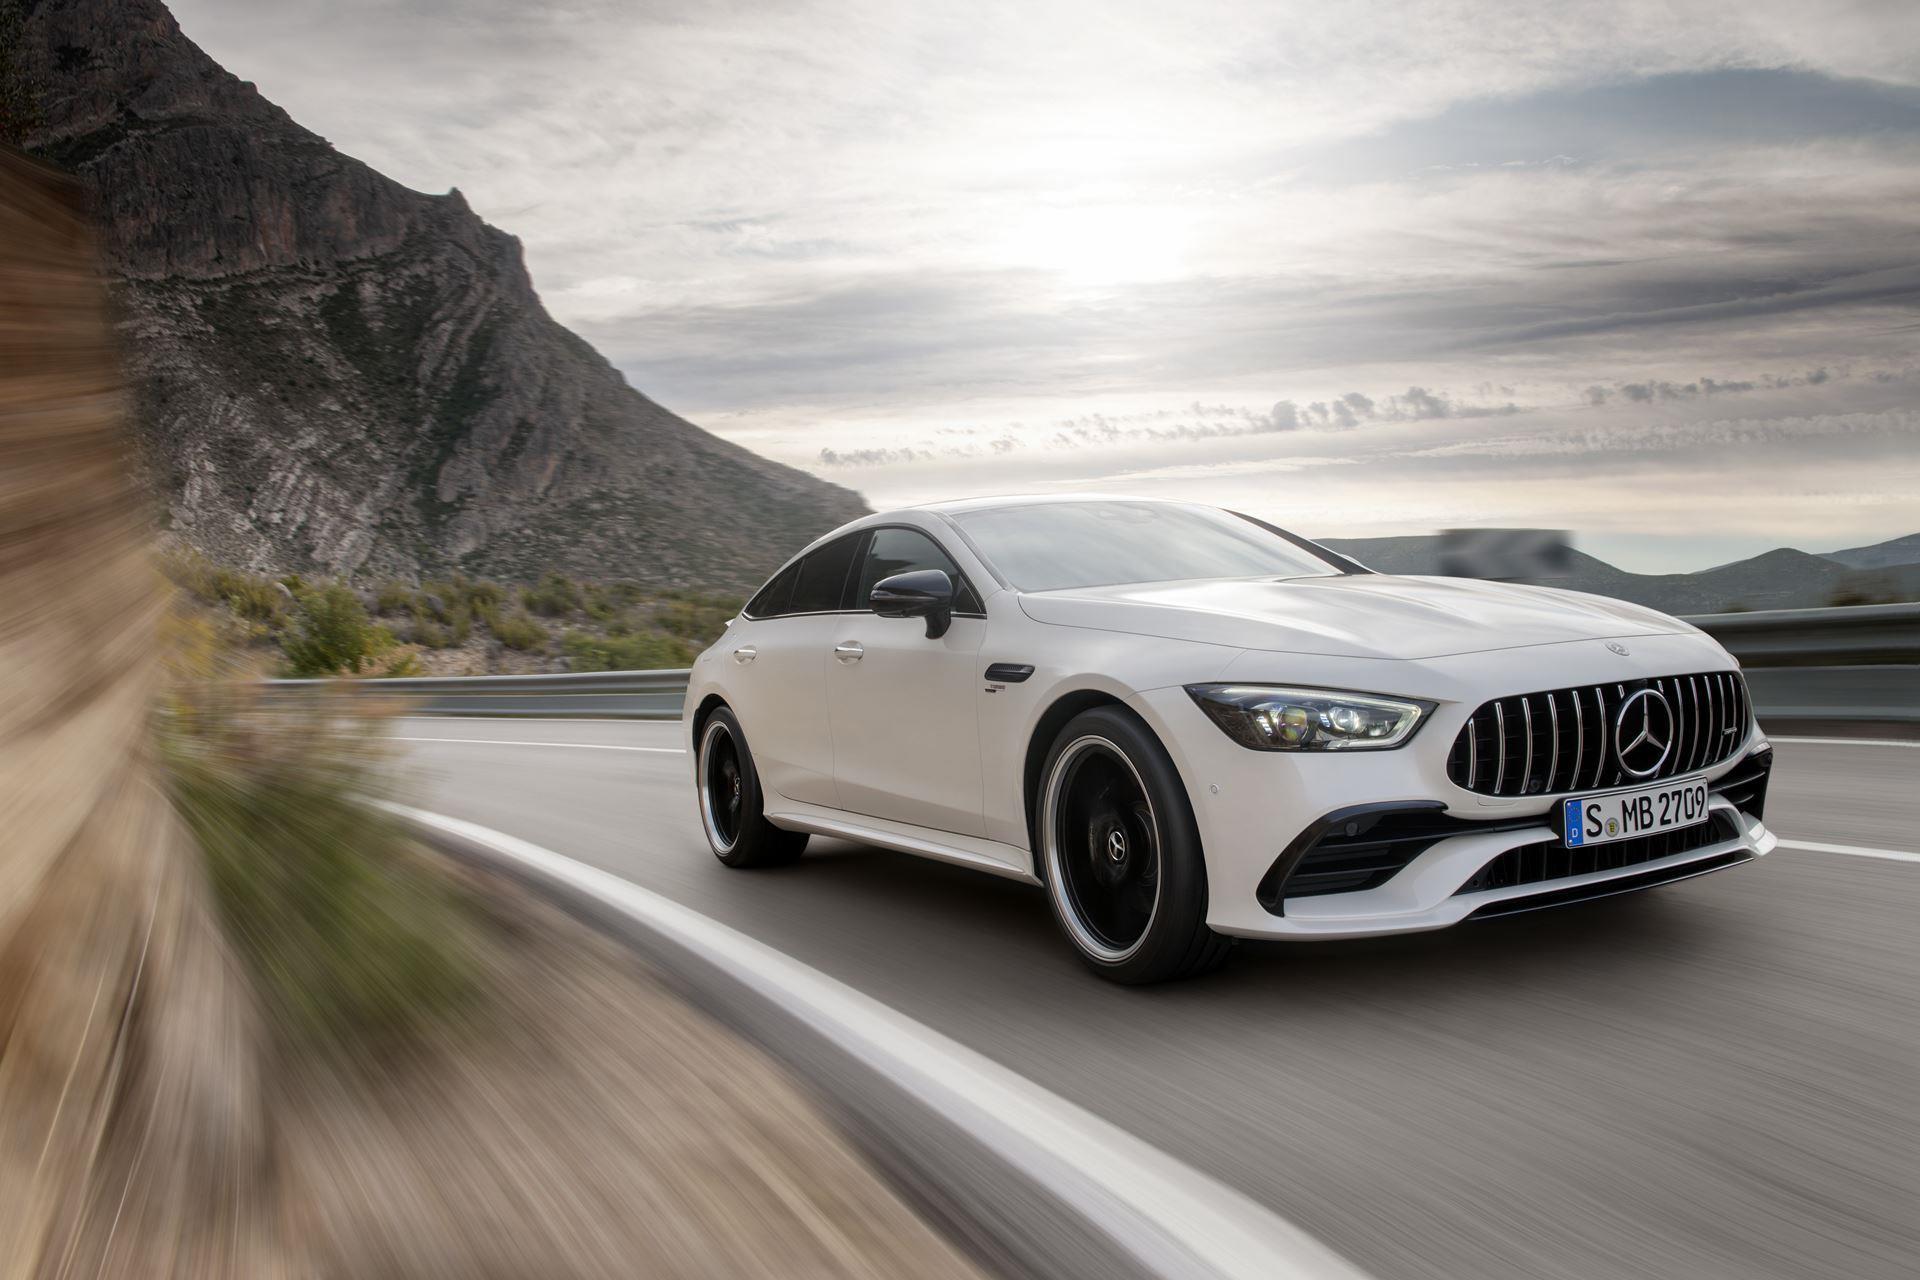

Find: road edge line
<box><xmin>387</xmin><ymin>802</ymin><xmax>1369</xmax><ymax>1280</ymax></box>
<box><xmin>1776</xmin><ymin>838</ymin><xmax>1920</xmax><ymax>863</ymax></box>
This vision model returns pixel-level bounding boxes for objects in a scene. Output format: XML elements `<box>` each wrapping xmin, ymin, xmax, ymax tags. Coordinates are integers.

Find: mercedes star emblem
<box><xmin>1613</xmin><ymin>687</ymin><xmax>1675</xmax><ymax>779</ymax></box>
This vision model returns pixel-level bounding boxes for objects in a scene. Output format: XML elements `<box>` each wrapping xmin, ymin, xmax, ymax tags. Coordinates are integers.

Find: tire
<box><xmin>696</xmin><ymin>708</ymin><xmax>808</xmax><ymax>868</ymax></box>
<box><xmin>1036</xmin><ymin>706</ymin><xmax>1231</xmax><ymax>983</ymax></box>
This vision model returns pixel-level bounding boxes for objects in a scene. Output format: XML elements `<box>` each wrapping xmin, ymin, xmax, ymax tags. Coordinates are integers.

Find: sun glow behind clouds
<box><xmin>990</xmin><ymin>200</ymin><xmax>1198</xmax><ymax>284</ymax></box>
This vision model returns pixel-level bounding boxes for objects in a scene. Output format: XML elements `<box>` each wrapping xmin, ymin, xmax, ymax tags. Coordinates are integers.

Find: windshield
<box><xmin>949</xmin><ymin>500</ymin><xmax>1352</xmax><ymax>592</ymax></box>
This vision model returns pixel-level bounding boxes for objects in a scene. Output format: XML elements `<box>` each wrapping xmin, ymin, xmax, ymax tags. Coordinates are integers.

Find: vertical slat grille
<box><xmin>1448</xmin><ymin>670</ymin><xmax>1751</xmax><ymax>797</ymax></box>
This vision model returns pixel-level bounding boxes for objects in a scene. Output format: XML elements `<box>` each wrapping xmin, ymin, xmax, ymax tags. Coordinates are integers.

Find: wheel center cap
<box><xmin>1106</xmin><ymin>828</ymin><xmax>1128</xmax><ymax>863</ymax></box>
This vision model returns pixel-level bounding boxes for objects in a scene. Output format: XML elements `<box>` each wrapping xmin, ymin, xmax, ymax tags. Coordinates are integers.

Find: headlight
<box><xmin>1184</xmin><ymin>684</ymin><xmax>1433</xmax><ymax>752</ymax></box>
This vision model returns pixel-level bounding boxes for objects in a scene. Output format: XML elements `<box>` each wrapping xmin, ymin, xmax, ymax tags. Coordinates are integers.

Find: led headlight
<box><xmin>1184</xmin><ymin>684</ymin><xmax>1433</xmax><ymax>752</ymax></box>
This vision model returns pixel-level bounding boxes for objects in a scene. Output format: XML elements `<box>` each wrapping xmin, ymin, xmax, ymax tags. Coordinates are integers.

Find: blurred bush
<box><xmin>159</xmin><ymin>625</ymin><xmax>474</xmax><ymax>1040</ymax></box>
<box><xmin>279</xmin><ymin>581</ymin><xmax>420</xmax><ymax>677</ymax></box>
<box><xmin>654</xmin><ymin>591</ymin><xmax>743</xmax><ymax>643</ymax></box>
<box><xmin>561</xmin><ymin>629</ymin><xmax>695</xmax><ymax>671</ymax></box>
<box><xmin>493</xmin><ymin>609</ymin><xmax>548</xmax><ymax>651</ymax></box>
<box><xmin>523</xmin><ymin>571</ymin><xmax>583</xmax><ymax>617</ymax></box>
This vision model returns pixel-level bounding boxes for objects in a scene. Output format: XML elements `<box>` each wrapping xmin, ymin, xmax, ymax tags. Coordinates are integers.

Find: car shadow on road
<box><xmin>757</xmin><ymin>836</ymin><xmax>1751</xmax><ymax>1013</ymax></box>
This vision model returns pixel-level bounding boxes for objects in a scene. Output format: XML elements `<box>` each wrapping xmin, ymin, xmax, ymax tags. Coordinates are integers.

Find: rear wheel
<box><xmin>697</xmin><ymin>708</ymin><xmax>807</xmax><ymax>867</ymax></box>
<box><xmin>1038</xmin><ymin>707</ymin><xmax>1230</xmax><ymax>983</ymax></box>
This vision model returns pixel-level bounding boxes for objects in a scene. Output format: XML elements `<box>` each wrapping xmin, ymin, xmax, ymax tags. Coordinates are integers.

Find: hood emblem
<box><xmin>1606</xmin><ymin>641</ymin><xmax>1631</xmax><ymax>656</ymax></box>
<box><xmin>1613</xmin><ymin>688</ymin><xmax>1675</xmax><ymax>779</ymax></box>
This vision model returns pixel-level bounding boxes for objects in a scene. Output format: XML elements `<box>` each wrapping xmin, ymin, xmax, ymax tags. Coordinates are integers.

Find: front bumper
<box><xmin>1127</xmin><ymin>636</ymin><xmax>1775</xmax><ymax>940</ymax></box>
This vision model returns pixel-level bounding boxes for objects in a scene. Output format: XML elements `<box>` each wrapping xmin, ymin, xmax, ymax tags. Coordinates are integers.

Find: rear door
<box><xmin>725</xmin><ymin>533</ymin><xmax>862</xmax><ymax>809</ymax></box>
<box><xmin>827</xmin><ymin>526</ymin><xmax>988</xmax><ymax>837</ymax></box>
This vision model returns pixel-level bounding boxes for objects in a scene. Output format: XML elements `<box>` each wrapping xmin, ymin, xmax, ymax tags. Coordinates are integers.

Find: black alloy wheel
<box><xmin>1038</xmin><ymin>706</ymin><xmax>1231</xmax><ymax>983</ymax></box>
<box><xmin>697</xmin><ymin>707</ymin><xmax>807</xmax><ymax>868</ymax></box>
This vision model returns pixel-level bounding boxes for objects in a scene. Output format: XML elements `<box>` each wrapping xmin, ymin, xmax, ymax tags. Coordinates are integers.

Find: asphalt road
<box><xmin>393</xmin><ymin>720</ymin><xmax>1919</xmax><ymax>1280</ymax></box>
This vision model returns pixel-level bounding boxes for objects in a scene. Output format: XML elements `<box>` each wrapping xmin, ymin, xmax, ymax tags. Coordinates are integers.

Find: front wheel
<box><xmin>1037</xmin><ymin>707</ymin><xmax>1230</xmax><ymax>983</ymax></box>
<box><xmin>697</xmin><ymin>708</ymin><xmax>807</xmax><ymax>867</ymax></box>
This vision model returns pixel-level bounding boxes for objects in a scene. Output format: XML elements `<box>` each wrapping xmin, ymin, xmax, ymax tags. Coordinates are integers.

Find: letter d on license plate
<box><xmin>1563</xmin><ymin>777</ymin><xmax>1709</xmax><ymax>848</ymax></box>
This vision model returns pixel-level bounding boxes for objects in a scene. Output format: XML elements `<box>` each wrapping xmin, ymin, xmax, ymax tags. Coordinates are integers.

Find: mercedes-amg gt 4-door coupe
<box><xmin>685</xmin><ymin>496</ymin><xmax>1776</xmax><ymax>983</ymax></box>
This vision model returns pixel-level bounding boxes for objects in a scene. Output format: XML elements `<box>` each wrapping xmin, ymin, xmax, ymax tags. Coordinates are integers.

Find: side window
<box><xmin>746</xmin><ymin>560</ymin><xmax>799</xmax><ymax>618</ymax></box>
<box><xmin>788</xmin><ymin>532</ymin><xmax>863</xmax><ymax>614</ymax></box>
<box><xmin>856</xmin><ymin>527</ymin><xmax>983</xmax><ymax>613</ymax></box>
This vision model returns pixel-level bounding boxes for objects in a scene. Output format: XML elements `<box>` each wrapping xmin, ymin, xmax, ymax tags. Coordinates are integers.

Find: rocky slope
<box><xmin>10</xmin><ymin>0</ymin><xmax>867</xmax><ymax>588</ymax></box>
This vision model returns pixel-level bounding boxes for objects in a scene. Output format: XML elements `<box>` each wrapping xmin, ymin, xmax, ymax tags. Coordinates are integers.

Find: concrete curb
<box><xmin>388</xmin><ymin>803</ymin><xmax>1369</xmax><ymax>1280</ymax></box>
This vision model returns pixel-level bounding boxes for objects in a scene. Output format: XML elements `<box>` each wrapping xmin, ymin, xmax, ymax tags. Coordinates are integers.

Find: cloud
<box><xmin>160</xmin><ymin>0</ymin><xmax>1920</xmax><ymax>565</ymax></box>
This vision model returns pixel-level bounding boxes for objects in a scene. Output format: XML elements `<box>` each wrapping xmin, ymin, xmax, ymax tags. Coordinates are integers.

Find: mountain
<box><xmin>9</xmin><ymin>0</ymin><xmax>867</xmax><ymax>589</ymax></box>
<box><xmin>1319</xmin><ymin>536</ymin><xmax>1920</xmax><ymax>614</ymax></box>
<box><xmin>1823</xmin><ymin>533</ymin><xmax>1920</xmax><ymax>571</ymax></box>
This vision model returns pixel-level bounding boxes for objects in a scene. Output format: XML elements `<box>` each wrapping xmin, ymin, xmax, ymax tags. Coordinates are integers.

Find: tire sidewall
<box><xmin>699</xmin><ymin>707</ymin><xmax>765</xmax><ymax>866</ymax></box>
<box><xmin>1038</xmin><ymin>706</ymin><xmax>1214</xmax><ymax>981</ymax></box>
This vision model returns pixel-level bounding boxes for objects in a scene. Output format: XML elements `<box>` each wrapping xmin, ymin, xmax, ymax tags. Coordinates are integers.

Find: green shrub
<box><xmin>562</xmin><ymin>629</ymin><xmax>693</xmax><ymax>672</ymax></box>
<box><xmin>281</xmin><ymin>582</ymin><xmax>379</xmax><ymax>675</ymax></box>
<box><xmin>215</xmin><ymin>570</ymin><xmax>288</xmax><ymax>627</ymax></box>
<box><xmin>411</xmin><ymin>616</ymin><xmax>451</xmax><ymax>649</ymax></box>
<box><xmin>583</xmin><ymin>580</ymin><xmax>648</xmax><ymax>622</ymax></box>
<box><xmin>374</xmin><ymin>580</ymin><xmax>418</xmax><ymax>615</ymax></box>
<box><xmin>492</xmin><ymin>610</ymin><xmax>548</xmax><ymax>651</ymax></box>
<box><xmin>653</xmin><ymin>593</ymin><xmax>741</xmax><ymax>646</ymax></box>
<box><xmin>522</xmin><ymin>571</ymin><xmax>583</xmax><ymax>618</ymax></box>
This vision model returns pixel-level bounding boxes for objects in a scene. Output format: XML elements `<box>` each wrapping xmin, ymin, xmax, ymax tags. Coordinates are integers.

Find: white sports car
<box><xmin>685</xmin><ymin>496</ymin><xmax>1776</xmax><ymax>983</ymax></box>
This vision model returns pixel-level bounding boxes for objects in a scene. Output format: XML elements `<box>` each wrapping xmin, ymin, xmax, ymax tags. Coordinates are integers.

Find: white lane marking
<box><xmin>393</xmin><ymin>736</ymin><xmax>684</xmax><ymax>754</ymax></box>
<box><xmin>1776</xmin><ymin>838</ymin><xmax>1920</xmax><ymax>864</ymax></box>
<box><xmin>391</xmin><ymin>804</ymin><xmax>1369</xmax><ymax>1280</ymax></box>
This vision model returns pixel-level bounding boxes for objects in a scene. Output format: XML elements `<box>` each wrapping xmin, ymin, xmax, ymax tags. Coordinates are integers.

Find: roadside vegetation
<box><xmin>158</xmin><ymin>612</ymin><xmax>477</xmax><ymax>1040</ymax></box>
<box><xmin>165</xmin><ymin>548</ymin><xmax>739</xmax><ymax>677</ymax></box>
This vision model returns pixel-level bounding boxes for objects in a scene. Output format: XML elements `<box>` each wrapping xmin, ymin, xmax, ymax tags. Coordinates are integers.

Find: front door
<box><xmin>827</xmin><ymin>526</ymin><xmax>987</xmax><ymax>837</ymax></box>
<box><xmin>727</xmin><ymin>531</ymin><xmax>865</xmax><ymax>809</ymax></box>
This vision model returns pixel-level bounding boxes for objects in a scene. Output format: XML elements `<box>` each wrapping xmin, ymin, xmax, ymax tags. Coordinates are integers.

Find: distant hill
<box><xmin>1319</xmin><ymin>535</ymin><xmax>1920</xmax><ymax>614</ymax></box>
<box><xmin>1823</xmin><ymin>533</ymin><xmax>1920</xmax><ymax>571</ymax></box>
<box><xmin>11</xmin><ymin>0</ymin><xmax>868</xmax><ymax>589</ymax></box>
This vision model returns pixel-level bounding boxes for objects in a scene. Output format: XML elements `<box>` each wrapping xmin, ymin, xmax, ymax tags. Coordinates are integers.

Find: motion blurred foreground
<box><xmin>0</xmin><ymin>150</ymin><xmax>979</xmax><ymax>1278</ymax></box>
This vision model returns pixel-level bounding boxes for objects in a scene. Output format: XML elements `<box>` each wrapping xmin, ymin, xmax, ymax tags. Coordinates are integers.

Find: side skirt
<box><xmin>764</xmin><ymin>800</ymin><xmax>1041</xmax><ymax>884</ymax></box>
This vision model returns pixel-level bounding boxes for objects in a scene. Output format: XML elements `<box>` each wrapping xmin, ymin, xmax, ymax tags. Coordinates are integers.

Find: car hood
<box><xmin>1016</xmin><ymin>574</ymin><xmax>1699</xmax><ymax>661</ymax></box>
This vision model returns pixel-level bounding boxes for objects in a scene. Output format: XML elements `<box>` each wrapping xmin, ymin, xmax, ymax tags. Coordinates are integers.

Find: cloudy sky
<box><xmin>172</xmin><ymin>0</ymin><xmax>1920</xmax><ymax>570</ymax></box>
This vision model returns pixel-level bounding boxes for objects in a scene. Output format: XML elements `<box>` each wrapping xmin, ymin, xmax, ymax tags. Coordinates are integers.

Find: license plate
<box><xmin>1561</xmin><ymin>777</ymin><xmax>1709</xmax><ymax>848</ymax></box>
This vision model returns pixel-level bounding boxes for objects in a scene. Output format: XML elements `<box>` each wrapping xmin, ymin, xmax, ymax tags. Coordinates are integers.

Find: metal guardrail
<box><xmin>269</xmin><ymin>605</ymin><xmax>1919</xmax><ymax>728</ymax></box>
<box><xmin>1686</xmin><ymin>605</ymin><xmax>1919</xmax><ymax>726</ymax></box>
<box><xmin>1687</xmin><ymin>602</ymin><xmax>1920</xmax><ymax>667</ymax></box>
<box><xmin>268</xmin><ymin>668</ymin><xmax>690</xmax><ymax>719</ymax></box>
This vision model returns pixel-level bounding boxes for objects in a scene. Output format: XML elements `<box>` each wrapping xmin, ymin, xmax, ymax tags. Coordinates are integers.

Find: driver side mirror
<box><xmin>870</xmin><ymin>569</ymin><xmax>953</xmax><ymax>639</ymax></box>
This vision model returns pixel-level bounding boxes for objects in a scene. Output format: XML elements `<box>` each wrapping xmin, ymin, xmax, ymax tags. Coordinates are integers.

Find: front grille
<box><xmin>1454</xmin><ymin>811</ymin><xmax>1735</xmax><ymax>895</ymax></box>
<box><xmin>1446</xmin><ymin>670</ymin><xmax>1750</xmax><ymax>798</ymax></box>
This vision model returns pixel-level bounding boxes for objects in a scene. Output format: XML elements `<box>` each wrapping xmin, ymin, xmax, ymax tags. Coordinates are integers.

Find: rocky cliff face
<box><xmin>13</xmin><ymin>0</ymin><xmax>868</xmax><ymax>588</ymax></box>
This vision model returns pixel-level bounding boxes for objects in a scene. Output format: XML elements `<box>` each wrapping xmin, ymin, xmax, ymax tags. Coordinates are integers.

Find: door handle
<box><xmin>833</xmin><ymin>641</ymin><xmax>864</xmax><ymax>663</ymax></box>
<box><xmin>732</xmin><ymin>646</ymin><xmax>756</xmax><ymax>664</ymax></box>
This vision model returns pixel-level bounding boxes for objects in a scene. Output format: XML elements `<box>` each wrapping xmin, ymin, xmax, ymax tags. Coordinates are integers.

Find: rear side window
<box><xmin>856</xmin><ymin>527</ymin><xmax>982</xmax><ymax>613</ymax></box>
<box><xmin>745</xmin><ymin>561</ymin><xmax>799</xmax><ymax>618</ymax></box>
<box><xmin>788</xmin><ymin>533</ymin><xmax>863</xmax><ymax>613</ymax></box>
